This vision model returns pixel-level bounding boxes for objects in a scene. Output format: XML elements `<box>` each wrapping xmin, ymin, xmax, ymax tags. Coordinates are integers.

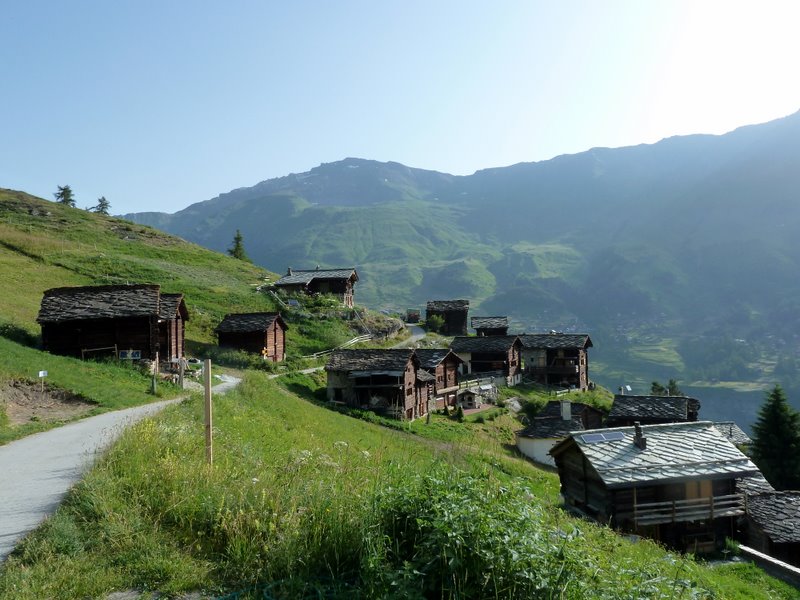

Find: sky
<box><xmin>2</xmin><ymin>1</ymin><xmax>800</xmax><ymax>215</ymax></box>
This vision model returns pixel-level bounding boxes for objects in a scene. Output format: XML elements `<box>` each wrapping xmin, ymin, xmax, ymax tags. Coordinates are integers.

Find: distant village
<box><xmin>32</xmin><ymin>266</ymin><xmax>800</xmax><ymax>578</ymax></box>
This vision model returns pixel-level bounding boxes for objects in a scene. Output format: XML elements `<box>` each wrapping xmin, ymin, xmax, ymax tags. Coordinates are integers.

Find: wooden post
<box><xmin>204</xmin><ymin>359</ymin><xmax>213</xmax><ymax>465</ymax></box>
<box><xmin>178</xmin><ymin>359</ymin><xmax>185</xmax><ymax>389</ymax></box>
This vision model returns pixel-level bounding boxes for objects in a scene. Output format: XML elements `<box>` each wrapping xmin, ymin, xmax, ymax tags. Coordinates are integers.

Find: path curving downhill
<box><xmin>0</xmin><ymin>377</ymin><xmax>240</xmax><ymax>562</ymax></box>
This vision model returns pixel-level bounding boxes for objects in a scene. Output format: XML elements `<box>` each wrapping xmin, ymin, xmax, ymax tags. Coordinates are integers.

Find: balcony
<box><xmin>528</xmin><ymin>365</ymin><xmax>579</xmax><ymax>376</ymax></box>
<box><xmin>621</xmin><ymin>494</ymin><xmax>745</xmax><ymax>526</ymax></box>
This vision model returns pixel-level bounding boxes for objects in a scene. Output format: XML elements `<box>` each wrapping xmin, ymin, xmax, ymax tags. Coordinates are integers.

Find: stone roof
<box><xmin>608</xmin><ymin>395</ymin><xmax>699</xmax><ymax>422</ymax></box>
<box><xmin>471</xmin><ymin>316</ymin><xmax>508</xmax><ymax>329</ymax></box>
<box><xmin>159</xmin><ymin>293</ymin><xmax>188</xmax><ymax>321</ymax></box>
<box><xmin>215</xmin><ymin>312</ymin><xmax>286</xmax><ymax>334</ymax></box>
<box><xmin>426</xmin><ymin>299</ymin><xmax>469</xmax><ymax>312</ymax></box>
<box><xmin>746</xmin><ymin>491</ymin><xmax>800</xmax><ymax>543</ymax></box>
<box><xmin>274</xmin><ymin>267</ymin><xmax>358</xmax><ymax>287</ymax></box>
<box><xmin>713</xmin><ymin>421</ymin><xmax>752</xmax><ymax>446</ymax></box>
<box><xmin>417</xmin><ymin>370</ymin><xmax>436</xmax><ymax>383</ymax></box>
<box><xmin>326</xmin><ymin>349</ymin><xmax>415</xmax><ymax>373</ymax></box>
<box><xmin>450</xmin><ymin>335</ymin><xmax>520</xmax><ymax>353</ymax></box>
<box><xmin>738</xmin><ymin>472</ymin><xmax>775</xmax><ymax>495</ymax></box>
<box><xmin>414</xmin><ymin>349</ymin><xmax>463</xmax><ymax>369</ymax></box>
<box><xmin>552</xmin><ymin>421</ymin><xmax>758</xmax><ymax>489</ymax></box>
<box><xmin>518</xmin><ymin>416</ymin><xmax>585</xmax><ymax>439</ymax></box>
<box><xmin>37</xmin><ymin>284</ymin><xmax>162</xmax><ymax>323</ymax></box>
<box><xmin>537</xmin><ymin>400</ymin><xmax>598</xmax><ymax>419</ymax></box>
<box><xmin>518</xmin><ymin>333</ymin><xmax>593</xmax><ymax>350</ymax></box>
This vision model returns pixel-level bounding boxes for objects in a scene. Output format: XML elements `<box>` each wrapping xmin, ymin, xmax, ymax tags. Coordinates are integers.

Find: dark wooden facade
<box><xmin>426</xmin><ymin>300</ymin><xmax>469</xmax><ymax>336</ymax></box>
<box><xmin>551</xmin><ymin>422</ymin><xmax>758</xmax><ymax>554</ymax></box>
<box><xmin>215</xmin><ymin>312</ymin><xmax>288</xmax><ymax>362</ymax></box>
<box><xmin>274</xmin><ymin>267</ymin><xmax>358</xmax><ymax>307</ymax></box>
<box><xmin>37</xmin><ymin>284</ymin><xmax>187</xmax><ymax>363</ymax></box>
<box><xmin>519</xmin><ymin>333</ymin><xmax>592</xmax><ymax>391</ymax></box>
<box><xmin>450</xmin><ymin>336</ymin><xmax>522</xmax><ymax>386</ymax></box>
<box><xmin>325</xmin><ymin>349</ymin><xmax>432</xmax><ymax>420</ymax></box>
<box><xmin>416</xmin><ymin>349</ymin><xmax>463</xmax><ymax>408</ymax></box>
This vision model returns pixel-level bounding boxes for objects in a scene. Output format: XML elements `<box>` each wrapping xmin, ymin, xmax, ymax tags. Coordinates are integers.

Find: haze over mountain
<box><xmin>125</xmin><ymin>110</ymin><xmax>800</xmax><ymax>413</ymax></box>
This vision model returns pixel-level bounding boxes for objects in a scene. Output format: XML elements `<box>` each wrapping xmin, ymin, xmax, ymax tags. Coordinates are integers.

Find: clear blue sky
<box><xmin>2</xmin><ymin>1</ymin><xmax>799</xmax><ymax>215</ymax></box>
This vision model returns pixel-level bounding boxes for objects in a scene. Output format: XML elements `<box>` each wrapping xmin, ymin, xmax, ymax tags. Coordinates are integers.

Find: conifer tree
<box><xmin>54</xmin><ymin>185</ymin><xmax>75</xmax><ymax>207</ymax></box>
<box><xmin>93</xmin><ymin>196</ymin><xmax>111</xmax><ymax>215</ymax></box>
<box><xmin>751</xmin><ymin>385</ymin><xmax>800</xmax><ymax>490</ymax></box>
<box><xmin>228</xmin><ymin>229</ymin><xmax>251</xmax><ymax>262</ymax></box>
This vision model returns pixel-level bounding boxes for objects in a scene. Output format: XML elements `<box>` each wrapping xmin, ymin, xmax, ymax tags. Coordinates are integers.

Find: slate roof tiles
<box><xmin>553</xmin><ymin>421</ymin><xmax>758</xmax><ymax>489</ymax></box>
<box><xmin>450</xmin><ymin>335</ymin><xmax>520</xmax><ymax>353</ymax></box>
<box><xmin>608</xmin><ymin>395</ymin><xmax>699</xmax><ymax>422</ymax></box>
<box><xmin>215</xmin><ymin>312</ymin><xmax>285</xmax><ymax>334</ymax></box>
<box><xmin>518</xmin><ymin>333</ymin><xmax>593</xmax><ymax>349</ymax></box>
<box><xmin>37</xmin><ymin>284</ymin><xmax>162</xmax><ymax>323</ymax></box>
<box><xmin>274</xmin><ymin>268</ymin><xmax>357</xmax><ymax>286</ymax></box>
<box><xmin>326</xmin><ymin>349</ymin><xmax>415</xmax><ymax>372</ymax></box>
<box><xmin>746</xmin><ymin>491</ymin><xmax>800</xmax><ymax>543</ymax></box>
<box><xmin>471</xmin><ymin>316</ymin><xmax>508</xmax><ymax>329</ymax></box>
<box><xmin>426</xmin><ymin>299</ymin><xmax>469</xmax><ymax>311</ymax></box>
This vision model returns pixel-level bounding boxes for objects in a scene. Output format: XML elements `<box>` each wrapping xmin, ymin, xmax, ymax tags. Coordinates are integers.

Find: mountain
<box><xmin>123</xmin><ymin>111</ymin><xmax>800</xmax><ymax>413</ymax></box>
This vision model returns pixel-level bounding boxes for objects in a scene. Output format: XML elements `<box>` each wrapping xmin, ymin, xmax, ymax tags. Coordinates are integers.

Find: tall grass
<box><xmin>2</xmin><ymin>372</ymin><xmax>798</xmax><ymax>598</ymax></box>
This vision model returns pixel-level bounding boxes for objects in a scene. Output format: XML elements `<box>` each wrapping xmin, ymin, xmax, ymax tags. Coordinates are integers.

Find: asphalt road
<box><xmin>0</xmin><ymin>376</ymin><xmax>240</xmax><ymax>563</ymax></box>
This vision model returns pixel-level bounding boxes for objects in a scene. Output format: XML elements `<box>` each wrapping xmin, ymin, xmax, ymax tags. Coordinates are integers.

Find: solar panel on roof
<box><xmin>582</xmin><ymin>431</ymin><xmax>626</xmax><ymax>444</ymax></box>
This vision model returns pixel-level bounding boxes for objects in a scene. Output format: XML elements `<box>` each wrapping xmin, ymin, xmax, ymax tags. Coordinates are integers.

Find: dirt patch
<box><xmin>0</xmin><ymin>380</ymin><xmax>97</xmax><ymax>426</ymax></box>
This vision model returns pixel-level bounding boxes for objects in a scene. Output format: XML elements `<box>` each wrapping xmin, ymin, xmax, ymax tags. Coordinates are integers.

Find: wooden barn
<box><xmin>471</xmin><ymin>316</ymin><xmax>509</xmax><ymax>336</ymax></box>
<box><xmin>426</xmin><ymin>299</ymin><xmax>469</xmax><ymax>335</ymax></box>
<box><xmin>516</xmin><ymin>400</ymin><xmax>606</xmax><ymax>467</ymax></box>
<box><xmin>415</xmin><ymin>349</ymin><xmax>463</xmax><ymax>409</ymax></box>
<box><xmin>37</xmin><ymin>284</ymin><xmax>188</xmax><ymax>363</ymax></box>
<box><xmin>605</xmin><ymin>394</ymin><xmax>700</xmax><ymax>427</ymax></box>
<box><xmin>273</xmin><ymin>267</ymin><xmax>358</xmax><ymax>307</ymax></box>
<box><xmin>325</xmin><ymin>349</ymin><xmax>433</xmax><ymax>420</ymax></box>
<box><xmin>550</xmin><ymin>421</ymin><xmax>758</xmax><ymax>554</ymax></box>
<box><xmin>215</xmin><ymin>312</ymin><xmax>288</xmax><ymax>362</ymax></box>
<box><xmin>742</xmin><ymin>491</ymin><xmax>800</xmax><ymax>566</ymax></box>
<box><xmin>518</xmin><ymin>333</ymin><xmax>593</xmax><ymax>391</ymax></box>
<box><xmin>449</xmin><ymin>335</ymin><xmax>522</xmax><ymax>386</ymax></box>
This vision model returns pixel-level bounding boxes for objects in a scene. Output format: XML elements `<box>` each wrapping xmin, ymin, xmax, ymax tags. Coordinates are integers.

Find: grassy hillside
<box><xmin>0</xmin><ymin>189</ymin><xmax>373</xmax><ymax>442</ymax></box>
<box><xmin>0</xmin><ymin>373</ymin><xmax>796</xmax><ymax>598</ymax></box>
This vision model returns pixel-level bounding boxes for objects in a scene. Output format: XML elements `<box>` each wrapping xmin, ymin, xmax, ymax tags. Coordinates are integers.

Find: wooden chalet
<box><xmin>426</xmin><ymin>299</ymin><xmax>469</xmax><ymax>335</ymax></box>
<box><xmin>415</xmin><ymin>349</ymin><xmax>463</xmax><ymax>409</ymax></box>
<box><xmin>273</xmin><ymin>267</ymin><xmax>358</xmax><ymax>307</ymax></box>
<box><xmin>516</xmin><ymin>400</ymin><xmax>606</xmax><ymax>467</ymax></box>
<box><xmin>215</xmin><ymin>312</ymin><xmax>288</xmax><ymax>362</ymax></box>
<box><xmin>325</xmin><ymin>349</ymin><xmax>433</xmax><ymax>420</ymax></box>
<box><xmin>449</xmin><ymin>335</ymin><xmax>522</xmax><ymax>386</ymax></box>
<box><xmin>742</xmin><ymin>491</ymin><xmax>800</xmax><ymax>566</ymax></box>
<box><xmin>471</xmin><ymin>316</ymin><xmax>509</xmax><ymax>336</ymax></box>
<box><xmin>605</xmin><ymin>394</ymin><xmax>700</xmax><ymax>427</ymax></box>
<box><xmin>518</xmin><ymin>333</ymin><xmax>593</xmax><ymax>391</ymax></box>
<box><xmin>37</xmin><ymin>284</ymin><xmax>188</xmax><ymax>363</ymax></box>
<box><xmin>550</xmin><ymin>421</ymin><xmax>759</xmax><ymax>553</ymax></box>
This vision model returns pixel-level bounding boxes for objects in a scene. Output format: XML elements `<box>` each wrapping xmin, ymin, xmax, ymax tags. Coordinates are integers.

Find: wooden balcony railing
<box><xmin>528</xmin><ymin>365</ymin><xmax>579</xmax><ymax>375</ymax></box>
<box><xmin>622</xmin><ymin>494</ymin><xmax>745</xmax><ymax>526</ymax></box>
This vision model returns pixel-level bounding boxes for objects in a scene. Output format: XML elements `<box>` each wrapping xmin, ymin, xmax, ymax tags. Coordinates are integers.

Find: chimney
<box><xmin>287</xmin><ymin>267</ymin><xmax>293</xmax><ymax>276</ymax></box>
<box><xmin>633</xmin><ymin>421</ymin><xmax>647</xmax><ymax>450</ymax></box>
<box><xmin>560</xmin><ymin>399</ymin><xmax>571</xmax><ymax>421</ymax></box>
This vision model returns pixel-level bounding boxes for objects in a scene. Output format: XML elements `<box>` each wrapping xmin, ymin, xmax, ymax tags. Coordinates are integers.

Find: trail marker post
<box><xmin>38</xmin><ymin>370</ymin><xmax>47</xmax><ymax>393</ymax></box>
<box><xmin>204</xmin><ymin>359</ymin><xmax>213</xmax><ymax>465</ymax></box>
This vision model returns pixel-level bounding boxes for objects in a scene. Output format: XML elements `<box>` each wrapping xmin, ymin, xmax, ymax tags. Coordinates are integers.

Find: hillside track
<box><xmin>0</xmin><ymin>377</ymin><xmax>240</xmax><ymax>562</ymax></box>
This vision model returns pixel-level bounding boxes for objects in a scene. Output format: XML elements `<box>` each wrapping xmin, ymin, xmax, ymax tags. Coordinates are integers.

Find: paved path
<box><xmin>0</xmin><ymin>377</ymin><xmax>240</xmax><ymax>563</ymax></box>
<box><xmin>392</xmin><ymin>324</ymin><xmax>426</xmax><ymax>348</ymax></box>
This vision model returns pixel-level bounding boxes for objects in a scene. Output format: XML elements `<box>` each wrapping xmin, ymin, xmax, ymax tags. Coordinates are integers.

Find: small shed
<box><xmin>426</xmin><ymin>299</ymin><xmax>469</xmax><ymax>335</ymax></box>
<box><xmin>37</xmin><ymin>284</ymin><xmax>188</xmax><ymax>363</ymax></box>
<box><xmin>273</xmin><ymin>267</ymin><xmax>358</xmax><ymax>307</ymax></box>
<box><xmin>471</xmin><ymin>316</ymin><xmax>509</xmax><ymax>336</ymax></box>
<box><xmin>215</xmin><ymin>312</ymin><xmax>288</xmax><ymax>362</ymax></box>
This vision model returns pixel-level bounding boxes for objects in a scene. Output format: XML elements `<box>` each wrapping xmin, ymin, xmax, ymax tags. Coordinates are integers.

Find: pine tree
<box><xmin>93</xmin><ymin>196</ymin><xmax>111</xmax><ymax>215</ymax></box>
<box><xmin>751</xmin><ymin>385</ymin><xmax>800</xmax><ymax>490</ymax></box>
<box><xmin>650</xmin><ymin>379</ymin><xmax>683</xmax><ymax>396</ymax></box>
<box><xmin>54</xmin><ymin>185</ymin><xmax>75</xmax><ymax>207</ymax></box>
<box><xmin>228</xmin><ymin>229</ymin><xmax>251</xmax><ymax>262</ymax></box>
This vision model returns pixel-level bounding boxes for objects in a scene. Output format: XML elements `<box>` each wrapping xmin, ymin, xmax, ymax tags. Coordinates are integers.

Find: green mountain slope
<box><xmin>121</xmin><ymin>111</ymin><xmax>800</xmax><ymax>422</ymax></box>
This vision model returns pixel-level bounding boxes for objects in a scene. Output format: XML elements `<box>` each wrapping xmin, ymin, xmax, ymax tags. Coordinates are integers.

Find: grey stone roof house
<box><xmin>274</xmin><ymin>267</ymin><xmax>358</xmax><ymax>307</ymax></box>
<box><xmin>605</xmin><ymin>394</ymin><xmax>700</xmax><ymax>427</ymax></box>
